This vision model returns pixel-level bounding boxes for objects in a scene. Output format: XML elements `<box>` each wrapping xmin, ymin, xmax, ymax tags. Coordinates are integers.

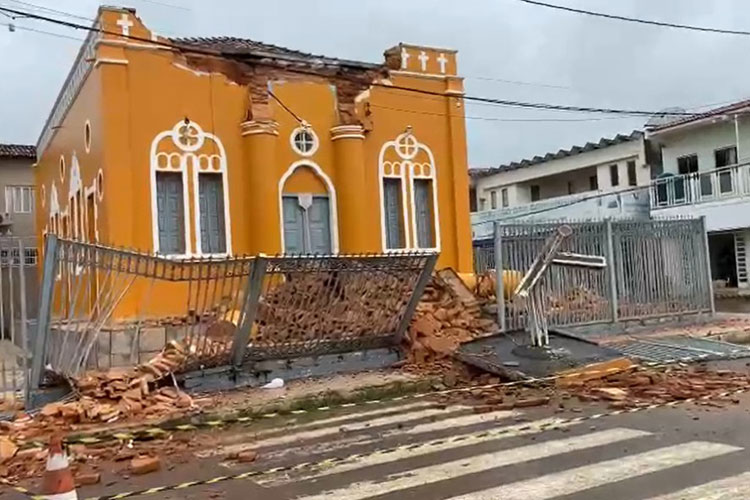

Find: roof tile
<box><xmin>0</xmin><ymin>144</ymin><xmax>35</xmax><ymax>159</ymax></box>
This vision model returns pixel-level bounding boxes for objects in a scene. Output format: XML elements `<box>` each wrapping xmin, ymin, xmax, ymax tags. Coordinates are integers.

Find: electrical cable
<box><xmin>268</xmin><ymin>90</ymin><xmax>304</xmax><ymax>125</ymax></box>
<box><xmin>0</xmin><ymin>4</ymin><xmax>705</xmax><ymax>119</ymax></box>
<box><xmin>0</xmin><ymin>21</ymin><xmax>83</xmax><ymax>41</ymax></box>
<box><xmin>514</xmin><ymin>0</ymin><xmax>750</xmax><ymax>36</ymax></box>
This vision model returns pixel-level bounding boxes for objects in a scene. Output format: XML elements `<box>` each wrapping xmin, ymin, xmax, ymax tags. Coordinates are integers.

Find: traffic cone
<box><xmin>40</xmin><ymin>435</ymin><xmax>78</xmax><ymax>500</ymax></box>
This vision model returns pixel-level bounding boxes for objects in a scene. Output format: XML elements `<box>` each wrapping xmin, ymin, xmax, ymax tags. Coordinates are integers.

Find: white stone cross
<box><xmin>116</xmin><ymin>13</ymin><xmax>133</xmax><ymax>37</ymax></box>
<box><xmin>401</xmin><ymin>46</ymin><xmax>410</xmax><ymax>69</ymax></box>
<box><xmin>437</xmin><ymin>53</ymin><xmax>448</xmax><ymax>74</ymax></box>
<box><xmin>418</xmin><ymin>51</ymin><xmax>430</xmax><ymax>72</ymax></box>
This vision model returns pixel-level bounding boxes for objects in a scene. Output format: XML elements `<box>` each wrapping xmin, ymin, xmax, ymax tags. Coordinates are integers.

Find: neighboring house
<box><xmin>470</xmin><ymin>131</ymin><xmax>654</xmax><ymax>239</ymax></box>
<box><xmin>0</xmin><ymin>144</ymin><xmax>36</xmax><ymax>240</ymax></box>
<box><xmin>647</xmin><ymin>98</ymin><xmax>750</xmax><ymax>289</ymax></box>
<box><xmin>34</xmin><ymin>7</ymin><xmax>473</xmax><ymax>317</ymax></box>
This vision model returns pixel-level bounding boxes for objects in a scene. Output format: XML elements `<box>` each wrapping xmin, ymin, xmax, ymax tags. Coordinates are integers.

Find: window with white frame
<box><xmin>501</xmin><ymin>188</ymin><xmax>509</xmax><ymax>207</ymax></box>
<box><xmin>5</xmin><ymin>186</ymin><xmax>34</xmax><ymax>214</ymax></box>
<box><xmin>291</xmin><ymin>127</ymin><xmax>318</xmax><ymax>156</ymax></box>
<box><xmin>490</xmin><ymin>190</ymin><xmax>497</xmax><ymax>209</ymax></box>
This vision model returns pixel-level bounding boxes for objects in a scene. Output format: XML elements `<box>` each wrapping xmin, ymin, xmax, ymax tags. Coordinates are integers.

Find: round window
<box><xmin>84</xmin><ymin>121</ymin><xmax>92</xmax><ymax>153</ymax></box>
<box><xmin>59</xmin><ymin>155</ymin><xmax>66</xmax><ymax>180</ymax></box>
<box><xmin>290</xmin><ymin>127</ymin><xmax>318</xmax><ymax>157</ymax></box>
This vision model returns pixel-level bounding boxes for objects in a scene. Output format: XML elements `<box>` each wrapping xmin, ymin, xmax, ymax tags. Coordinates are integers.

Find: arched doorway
<box><xmin>279</xmin><ymin>161</ymin><xmax>338</xmax><ymax>255</ymax></box>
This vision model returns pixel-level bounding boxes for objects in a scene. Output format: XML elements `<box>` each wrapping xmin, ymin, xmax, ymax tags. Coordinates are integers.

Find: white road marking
<box><xmin>260</xmin><ymin>416</ymin><xmax>582</xmax><ymax>486</ymax></box>
<box><xmin>215</xmin><ymin>405</ymin><xmax>487</xmax><ymax>454</ymax></box>
<box><xmin>647</xmin><ymin>471</ymin><xmax>750</xmax><ymax>499</ymax></box>
<box><xmin>450</xmin><ymin>441</ymin><xmax>742</xmax><ymax>500</ymax></box>
<box><xmin>291</xmin><ymin>428</ymin><xmax>651</xmax><ymax>500</ymax></box>
<box><xmin>389</xmin><ymin>410</ymin><xmax>519</xmax><ymax>436</ymax></box>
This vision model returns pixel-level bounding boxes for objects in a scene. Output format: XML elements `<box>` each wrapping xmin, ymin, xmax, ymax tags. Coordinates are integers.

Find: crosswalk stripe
<box><xmin>290</xmin><ymin>428</ymin><xmax>651</xmax><ymax>500</ymax></box>
<box><xmin>221</xmin><ymin>405</ymin><xmax>486</xmax><ymax>453</ymax></box>
<box><xmin>646</xmin><ymin>471</ymin><xmax>750</xmax><ymax>499</ymax></box>
<box><xmin>449</xmin><ymin>441</ymin><xmax>742</xmax><ymax>500</ymax></box>
<box><xmin>388</xmin><ymin>410</ymin><xmax>520</xmax><ymax>436</ymax></box>
<box><xmin>260</xmin><ymin>416</ymin><xmax>576</xmax><ymax>486</ymax></box>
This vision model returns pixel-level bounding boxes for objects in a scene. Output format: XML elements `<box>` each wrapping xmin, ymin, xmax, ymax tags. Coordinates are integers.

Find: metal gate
<box><xmin>481</xmin><ymin>218</ymin><xmax>713</xmax><ymax>332</ymax></box>
<box><xmin>0</xmin><ymin>237</ymin><xmax>37</xmax><ymax>415</ymax></box>
<box><xmin>29</xmin><ymin>236</ymin><xmax>436</xmax><ymax>396</ymax></box>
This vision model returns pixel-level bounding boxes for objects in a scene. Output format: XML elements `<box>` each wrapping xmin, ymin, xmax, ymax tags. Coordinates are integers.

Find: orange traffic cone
<box><xmin>40</xmin><ymin>435</ymin><xmax>78</xmax><ymax>500</ymax></box>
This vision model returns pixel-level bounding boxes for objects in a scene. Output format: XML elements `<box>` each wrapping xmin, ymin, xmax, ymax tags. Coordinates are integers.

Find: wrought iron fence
<box><xmin>482</xmin><ymin>218</ymin><xmax>713</xmax><ymax>332</ymax></box>
<box><xmin>31</xmin><ymin>236</ymin><xmax>436</xmax><ymax>391</ymax></box>
<box><xmin>0</xmin><ymin>237</ymin><xmax>37</xmax><ymax>414</ymax></box>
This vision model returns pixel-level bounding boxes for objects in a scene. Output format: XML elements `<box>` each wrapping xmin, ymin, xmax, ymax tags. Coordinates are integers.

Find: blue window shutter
<box><xmin>308</xmin><ymin>197</ymin><xmax>332</xmax><ymax>254</ymax></box>
<box><xmin>414</xmin><ymin>179</ymin><xmax>434</xmax><ymax>248</ymax></box>
<box><xmin>156</xmin><ymin>172</ymin><xmax>185</xmax><ymax>254</ymax></box>
<box><xmin>198</xmin><ymin>174</ymin><xmax>227</xmax><ymax>254</ymax></box>
<box><xmin>383</xmin><ymin>178</ymin><xmax>404</xmax><ymax>249</ymax></box>
<box><xmin>282</xmin><ymin>196</ymin><xmax>304</xmax><ymax>254</ymax></box>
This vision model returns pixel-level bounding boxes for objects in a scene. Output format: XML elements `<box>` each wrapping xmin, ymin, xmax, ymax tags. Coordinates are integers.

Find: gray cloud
<box><xmin>1</xmin><ymin>0</ymin><xmax>749</xmax><ymax>167</ymax></box>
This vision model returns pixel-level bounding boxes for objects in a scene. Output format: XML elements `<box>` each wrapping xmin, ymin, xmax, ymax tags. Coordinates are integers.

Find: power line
<box><xmin>369</xmin><ymin>103</ymin><xmax>636</xmax><ymax>123</ymax></box>
<box><xmin>0</xmin><ymin>4</ymin><xmax>709</xmax><ymax>119</ymax></box>
<box><xmin>268</xmin><ymin>90</ymin><xmax>304</xmax><ymax>125</ymax></box>
<box><xmin>514</xmin><ymin>0</ymin><xmax>750</xmax><ymax>36</ymax></box>
<box><xmin>466</xmin><ymin>74</ymin><xmax>571</xmax><ymax>90</ymax></box>
<box><xmin>2</xmin><ymin>0</ymin><xmax>93</xmax><ymax>22</ymax></box>
<box><xmin>0</xmin><ymin>21</ymin><xmax>84</xmax><ymax>41</ymax></box>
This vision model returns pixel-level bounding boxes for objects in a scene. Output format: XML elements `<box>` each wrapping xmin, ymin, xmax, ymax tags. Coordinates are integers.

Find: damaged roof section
<box><xmin>170</xmin><ymin>36</ymin><xmax>383</xmax><ymax>71</ymax></box>
<box><xmin>472</xmin><ymin>130</ymin><xmax>644</xmax><ymax>178</ymax></box>
<box><xmin>0</xmin><ymin>144</ymin><xmax>35</xmax><ymax>159</ymax></box>
<box><xmin>169</xmin><ymin>36</ymin><xmax>386</xmax><ymax>125</ymax></box>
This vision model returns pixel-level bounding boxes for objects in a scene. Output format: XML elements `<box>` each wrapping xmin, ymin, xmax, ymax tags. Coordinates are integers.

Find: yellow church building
<box><xmin>35</xmin><ymin>6</ymin><xmax>473</xmax><ymax>275</ymax></box>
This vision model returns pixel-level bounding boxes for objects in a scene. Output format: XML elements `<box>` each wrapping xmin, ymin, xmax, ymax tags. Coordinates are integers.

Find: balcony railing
<box><xmin>651</xmin><ymin>162</ymin><xmax>750</xmax><ymax>209</ymax></box>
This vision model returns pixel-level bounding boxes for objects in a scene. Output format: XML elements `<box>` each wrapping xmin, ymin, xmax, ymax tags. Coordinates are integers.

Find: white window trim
<box><xmin>278</xmin><ymin>160</ymin><xmax>339</xmax><ymax>255</ymax></box>
<box><xmin>378</xmin><ymin>132</ymin><xmax>441</xmax><ymax>253</ymax></box>
<box><xmin>290</xmin><ymin>126</ymin><xmax>319</xmax><ymax>157</ymax></box>
<box><xmin>150</xmin><ymin>120</ymin><xmax>233</xmax><ymax>258</ymax></box>
<box><xmin>6</xmin><ymin>186</ymin><xmax>34</xmax><ymax>214</ymax></box>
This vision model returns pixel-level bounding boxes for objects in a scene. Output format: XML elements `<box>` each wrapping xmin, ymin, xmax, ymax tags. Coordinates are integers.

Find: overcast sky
<box><xmin>2</xmin><ymin>0</ymin><xmax>750</xmax><ymax>167</ymax></box>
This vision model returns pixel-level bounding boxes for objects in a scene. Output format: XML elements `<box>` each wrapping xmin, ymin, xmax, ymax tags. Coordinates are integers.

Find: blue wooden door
<box><xmin>309</xmin><ymin>197</ymin><xmax>331</xmax><ymax>254</ymax></box>
<box><xmin>414</xmin><ymin>179</ymin><xmax>434</xmax><ymax>248</ymax></box>
<box><xmin>198</xmin><ymin>174</ymin><xmax>227</xmax><ymax>254</ymax></box>
<box><xmin>156</xmin><ymin>172</ymin><xmax>185</xmax><ymax>255</ymax></box>
<box><xmin>282</xmin><ymin>196</ymin><xmax>305</xmax><ymax>254</ymax></box>
<box><xmin>383</xmin><ymin>178</ymin><xmax>404</xmax><ymax>249</ymax></box>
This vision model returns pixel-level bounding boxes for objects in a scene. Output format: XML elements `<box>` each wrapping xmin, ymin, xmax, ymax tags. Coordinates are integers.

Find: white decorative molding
<box><xmin>150</xmin><ymin>120</ymin><xmax>232</xmax><ymax>257</ymax></box>
<box><xmin>37</xmin><ymin>25</ymin><xmax>101</xmax><ymax>158</ymax></box>
<box><xmin>290</xmin><ymin>126</ymin><xmax>320</xmax><ymax>157</ymax></box>
<box><xmin>278</xmin><ymin>160</ymin><xmax>339</xmax><ymax>254</ymax></box>
<box><xmin>240</xmin><ymin>120</ymin><xmax>279</xmax><ymax>136</ymax></box>
<box><xmin>49</xmin><ymin>182</ymin><xmax>59</xmax><ymax>216</ymax></box>
<box><xmin>94</xmin><ymin>58</ymin><xmax>129</xmax><ymax>68</ymax></box>
<box><xmin>330</xmin><ymin>125</ymin><xmax>365</xmax><ymax>141</ymax></box>
<box><xmin>378</xmin><ymin>131</ymin><xmax>441</xmax><ymax>253</ymax></box>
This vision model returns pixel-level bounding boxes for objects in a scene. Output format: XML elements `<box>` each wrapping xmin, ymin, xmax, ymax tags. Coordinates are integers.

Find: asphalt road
<box><xmin>11</xmin><ymin>374</ymin><xmax>750</xmax><ymax>499</ymax></box>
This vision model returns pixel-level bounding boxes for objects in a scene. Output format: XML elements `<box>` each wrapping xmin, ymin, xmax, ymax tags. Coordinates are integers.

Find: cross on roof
<box><xmin>116</xmin><ymin>13</ymin><xmax>133</xmax><ymax>37</ymax></box>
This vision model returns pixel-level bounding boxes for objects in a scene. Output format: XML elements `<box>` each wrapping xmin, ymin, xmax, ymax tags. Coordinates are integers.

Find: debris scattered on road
<box><xmin>262</xmin><ymin>378</ymin><xmax>284</xmax><ymax>389</ymax></box>
<box><xmin>130</xmin><ymin>456</ymin><xmax>161</xmax><ymax>475</ymax></box>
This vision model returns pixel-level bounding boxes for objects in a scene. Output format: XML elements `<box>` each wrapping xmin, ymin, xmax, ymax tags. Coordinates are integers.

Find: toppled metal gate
<box><xmin>476</xmin><ymin>218</ymin><xmax>714</xmax><ymax>332</ymax></box>
<box><xmin>28</xmin><ymin>236</ymin><xmax>436</xmax><ymax>398</ymax></box>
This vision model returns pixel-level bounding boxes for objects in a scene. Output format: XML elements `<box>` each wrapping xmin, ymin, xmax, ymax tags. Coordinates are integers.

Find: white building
<box><xmin>470</xmin><ymin>131</ymin><xmax>653</xmax><ymax>239</ymax></box>
<box><xmin>647</xmin><ymin>99</ymin><xmax>750</xmax><ymax>289</ymax></box>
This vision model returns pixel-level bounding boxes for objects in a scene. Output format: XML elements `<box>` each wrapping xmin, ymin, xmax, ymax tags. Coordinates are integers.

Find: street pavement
<box><xmin>30</xmin><ymin>384</ymin><xmax>750</xmax><ymax>500</ymax></box>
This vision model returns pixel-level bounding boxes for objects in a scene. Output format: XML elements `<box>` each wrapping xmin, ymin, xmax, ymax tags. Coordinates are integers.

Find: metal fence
<box><xmin>30</xmin><ymin>236</ymin><xmax>436</xmax><ymax>392</ymax></box>
<box><xmin>0</xmin><ymin>237</ymin><xmax>38</xmax><ymax>413</ymax></box>
<box><xmin>477</xmin><ymin>218</ymin><xmax>712</xmax><ymax>332</ymax></box>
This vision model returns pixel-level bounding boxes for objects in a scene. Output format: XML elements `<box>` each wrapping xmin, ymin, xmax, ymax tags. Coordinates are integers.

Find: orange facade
<box><xmin>35</xmin><ymin>7</ymin><xmax>473</xmax><ymax>281</ymax></box>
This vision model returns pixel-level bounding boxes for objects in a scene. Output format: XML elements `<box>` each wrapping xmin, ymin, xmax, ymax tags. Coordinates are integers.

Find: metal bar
<box><xmin>605</xmin><ymin>219</ymin><xmax>619</xmax><ymax>323</ymax></box>
<box><xmin>18</xmin><ymin>240</ymin><xmax>29</xmax><ymax>403</ymax></box>
<box><xmin>231</xmin><ymin>256</ymin><xmax>267</xmax><ymax>366</ymax></box>
<box><xmin>30</xmin><ymin>234</ymin><xmax>58</xmax><ymax>390</ymax></box>
<box><xmin>700</xmin><ymin>216</ymin><xmax>716</xmax><ymax>314</ymax></box>
<box><xmin>394</xmin><ymin>253</ymin><xmax>438</xmax><ymax>345</ymax></box>
<box><xmin>494</xmin><ymin>222</ymin><xmax>506</xmax><ymax>332</ymax></box>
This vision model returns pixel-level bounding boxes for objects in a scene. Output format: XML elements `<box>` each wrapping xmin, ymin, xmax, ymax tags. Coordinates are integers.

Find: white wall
<box><xmin>654</xmin><ymin>197</ymin><xmax>750</xmax><ymax>232</ymax></box>
<box><xmin>656</xmin><ymin>115</ymin><xmax>750</xmax><ymax>175</ymax></box>
<box><xmin>475</xmin><ymin>137</ymin><xmax>648</xmax><ymax>212</ymax></box>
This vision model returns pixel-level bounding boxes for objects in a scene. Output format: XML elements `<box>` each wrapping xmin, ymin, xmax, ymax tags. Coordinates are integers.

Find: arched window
<box><xmin>150</xmin><ymin>120</ymin><xmax>231</xmax><ymax>256</ymax></box>
<box><xmin>378</xmin><ymin>131</ymin><xmax>440</xmax><ymax>252</ymax></box>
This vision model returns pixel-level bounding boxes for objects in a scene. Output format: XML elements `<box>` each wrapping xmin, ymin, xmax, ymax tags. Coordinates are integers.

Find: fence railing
<box><xmin>0</xmin><ymin>237</ymin><xmax>37</xmax><ymax>413</ymax></box>
<box><xmin>477</xmin><ymin>218</ymin><xmax>713</xmax><ymax>332</ymax></box>
<box><xmin>30</xmin><ymin>236</ymin><xmax>437</xmax><ymax>392</ymax></box>
<box><xmin>651</xmin><ymin>162</ymin><xmax>750</xmax><ymax>209</ymax></box>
